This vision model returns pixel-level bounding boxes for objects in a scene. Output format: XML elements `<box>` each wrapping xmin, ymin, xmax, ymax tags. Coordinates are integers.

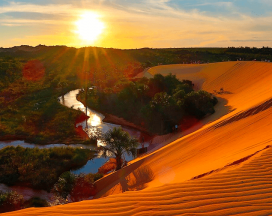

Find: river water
<box><xmin>0</xmin><ymin>89</ymin><xmax>139</xmax><ymax>174</ymax></box>
<box><xmin>59</xmin><ymin>89</ymin><xmax>121</xmax><ymax>137</ymax></box>
<box><xmin>58</xmin><ymin>89</ymin><xmax>137</xmax><ymax>174</ymax></box>
<box><xmin>0</xmin><ymin>140</ymin><xmax>96</xmax><ymax>150</ymax></box>
<box><xmin>0</xmin><ymin>89</ymin><xmax>150</xmax><ymax>201</ymax></box>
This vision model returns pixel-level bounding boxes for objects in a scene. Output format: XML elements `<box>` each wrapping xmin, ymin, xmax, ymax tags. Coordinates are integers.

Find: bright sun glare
<box><xmin>75</xmin><ymin>12</ymin><xmax>105</xmax><ymax>43</ymax></box>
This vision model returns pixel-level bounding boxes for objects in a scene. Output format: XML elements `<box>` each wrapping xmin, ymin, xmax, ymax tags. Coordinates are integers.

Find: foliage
<box><xmin>51</xmin><ymin>172</ymin><xmax>103</xmax><ymax>202</ymax></box>
<box><xmin>80</xmin><ymin>73</ymin><xmax>215</xmax><ymax>134</ymax></box>
<box><xmin>0</xmin><ymin>190</ymin><xmax>24</xmax><ymax>213</ymax></box>
<box><xmin>69</xmin><ymin>173</ymin><xmax>96</xmax><ymax>202</ymax></box>
<box><xmin>0</xmin><ymin>58</ymin><xmax>22</xmax><ymax>91</ymax></box>
<box><xmin>184</xmin><ymin>90</ymin><xmax>216</xmax><ymax>118</ymax></box>
<box><xmin>0</xmin><ymin>46</ymin><xmax>270</xmax><ymax>143</ymax></box>
<box><xmin>0</xmin><ymin>146</ymin><xmax>95</xmax><ymax>191</ymax></box>
<box><xmin>0</xmin><ymin>85</ymin><xmax>93</xmax><ymax>144</ymax></box>
<box><xmin>52</xmin><ymin>171</ymin><xmax>76</xmax><ymax>199</ymax></box>
<box><xmin>24</xmin><ymin>197</ymin><xmax>49</xmax><ymax>208</ymax></box>
<box><xmin>100</xmin><ymin>127</ymin><xmax>139</xmax><ymax>170</ymax></box>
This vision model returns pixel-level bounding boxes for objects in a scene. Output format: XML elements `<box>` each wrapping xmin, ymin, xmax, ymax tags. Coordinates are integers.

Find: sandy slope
<box><xmin>4</xmin><ymin>61</ymin><xmax>272</xmax><ymax>215</ymax></box>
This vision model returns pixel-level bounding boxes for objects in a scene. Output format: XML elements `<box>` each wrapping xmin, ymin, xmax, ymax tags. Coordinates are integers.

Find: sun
<box><xmin>75</xmin><ymin>12</ymin><xmax>105</xmax><ymax>43</ymax></box>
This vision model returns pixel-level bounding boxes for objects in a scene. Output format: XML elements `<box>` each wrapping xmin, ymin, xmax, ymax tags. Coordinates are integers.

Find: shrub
<box><xmin>52</xmin><ymin>172</ymin><xmax>103</xmax><ymax>202</ymax></box>
<box><xmin>24</xmin><ymin>197</ymin><xmax>49</xmax><ymax>208</ymax></box>
<box><xmin>69</xmin><ymin>174</ymin><xmax>96</xmax><ymax>202</ymax></box>
<box><xmin>93</xmin><ymin>173</ymin><xmax>103</xmax><ymax>182</ymax></box>
<box><xmin>0</xmin><ymin>190</ymin><xmax>24</xmax><ymax>213</ymax></box>
<box><xmin>0</xmin><ymin>147</ymin><xmax>95</xmax><ymax>191</ymax></box>
<box><xmin>52</xmin><ymin>172</ymin><xmax>76</xmax><ymax>199</ymax></box>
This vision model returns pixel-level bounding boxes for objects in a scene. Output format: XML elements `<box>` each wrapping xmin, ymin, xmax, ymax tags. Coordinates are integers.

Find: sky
<box><xmin>0</xmin><ymin>0</ymin><xmax>272</xmax><ymax>48</ymax></box>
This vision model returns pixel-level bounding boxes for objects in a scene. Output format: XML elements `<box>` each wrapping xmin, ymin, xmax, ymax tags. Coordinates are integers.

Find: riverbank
<box><xmin>76</xmin><ymin>94</ymin><xmax>152</xmax><ymax>137</ymax></box>
<box><xmin>0</xmin><ymin>88</ymin><xmax>152</xmax><ymax>146</ymax></box>
<box><xmin>0</xmin><ymin>90</ymin><xmax>95</xmax><ymax>145</ymax></box>
<box><xmin>0</xmin><ymin>135</ymin><xmax>93</xmax><ymax>145</ymax></box>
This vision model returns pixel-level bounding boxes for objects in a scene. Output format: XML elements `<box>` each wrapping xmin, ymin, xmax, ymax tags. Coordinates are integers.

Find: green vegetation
<box><xmin>80</xmin><ymin>74</ymin><xmax>217</xmax><ymax>134</ymax></box>
<box><xmin>0</xmin><ymin>45</ymin><xmax>269</xmax><ymax>211</ymax></box>
<box><xmin>99</xmin><ymin>127</ymin><xmax>139</xmax><ymax>170</ymax></box>
<box><xmin>0</xmin><ymin>57</ymin><xmax>93</xmax><ymax>144</ymax></box>
<box><xmin>0</xmin><ymin>190</ymin><xmax>24</xmax><ymax>213</ymax></box>
<box><xmin>24</xmin><ymin>197</ymin><xmax>49</xmax><ymax>208</ymax></box>
<box><xmin>0</xmin><ymin>88</ymin><xmax>92</xmax><ymax>144</ymax></box>
<box><xmin>0</xmin><ymin>191</ymin><xmax>49</xmax><ymax>213</ymax></box>
<box><xmin>0</xmin><ymin>146</ymin><xmax>95</xmax><ymax>191</ymax></box>
<box><xmin>0</xmin><ymin>45</ymin><xmax>271</xmax><ymax>143</ymax></box>
<box><xmin>0</xmin><ymin>55</ymin><xmax>91</xmax><ymax>144</ymax></box>
<box><xmin>0</xmin><ymin>165</ymin><xmax>103</xmax><ymax>212</ymax></box>
<box><xmin>52</xmin><ymin>171</ymin><xmax>103</xmax><ymax>202</ymax></box>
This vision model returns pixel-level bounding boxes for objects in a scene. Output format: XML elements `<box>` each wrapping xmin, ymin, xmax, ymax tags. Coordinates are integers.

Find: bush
<box><xmin>0</xmin><ymin>190</ymin><xmax>24</xmax><ymax>213</ymax></box>
<box><xmin>0</xmin><ymin>147</ymin><xmax>95</xmax><ymax>191</ymax></box>
<box><xmin>69</xmin><ymin>174</ymin><xmax>96</xmax><ymax>202</ymax></box>
<box><xmin>24</xmin><ymin>197</ymin><xmax>49</xmax><ymax>208</ymax></box>
<box><xmin>93</xmin><ymin>173</ymin><xmax>104</xmax><ymax>182</ymax></box>
<box><xmin>52</xmin><ymin>172</ymin><xmax>103</xmax><ymax>202</ymax></box>
<box><xmin>52</xmin><ymin>172</ymin><xmax>76</xmax><ymax>199</ymax></box>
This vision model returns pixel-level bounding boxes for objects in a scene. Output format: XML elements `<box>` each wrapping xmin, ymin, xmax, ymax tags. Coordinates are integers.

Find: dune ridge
<box><xmin>4</xmin><ymin>61</ymin><xmax>272</xmax><ymax>215</ymax></box>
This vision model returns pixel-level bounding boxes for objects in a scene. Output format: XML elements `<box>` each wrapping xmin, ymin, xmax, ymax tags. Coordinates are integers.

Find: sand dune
<box><xmin>4</xmin><ymin>61</ymin><xmax>272</xmax><ymax>215</ymax></box>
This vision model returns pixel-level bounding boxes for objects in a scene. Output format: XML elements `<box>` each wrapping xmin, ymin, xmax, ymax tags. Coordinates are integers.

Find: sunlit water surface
<box><xmin>0</xmin><ymin>89</ymin><xmax>146</xmax><ymax>200</ymax></box>
<box><xmin>0</xmin><ymin>89</ymin><xmax>139</xmax><ymax>174</ymax></box>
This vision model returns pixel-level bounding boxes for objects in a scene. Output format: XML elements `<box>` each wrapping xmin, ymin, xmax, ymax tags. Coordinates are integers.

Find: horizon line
<box><xmin>1</xmin><ymin>44</ymin><xmax>272</xmax><ymax>50</ymax></box>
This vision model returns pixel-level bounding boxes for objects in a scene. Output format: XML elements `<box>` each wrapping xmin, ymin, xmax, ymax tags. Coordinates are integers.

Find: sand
<box><xmin>4</xmin><ymin>61</ymin><xmax>272</xmax><ymax>215</ymax></box>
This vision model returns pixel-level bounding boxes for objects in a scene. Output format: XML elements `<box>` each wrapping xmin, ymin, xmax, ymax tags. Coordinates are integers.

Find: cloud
<box><xmin>188</xmin><ymin>1</ymin><xmax>234</xmax><ymax>8</ymax></box>
<box><xmin>1</xmin><ymin>0</ymin><xmax>272</xmax><ymax>48</ymax></box>
<box><xmin>0</xmin><ymin>2</ymin><xmax>77</xmax><ymax>14</ymax></box>
<box><xmin>231</xmin><ymin>39</ymin><xmax>272</xmax><ymax>42</ymax></box>
<box><xmin>0</xmin><ymin>18</ymin><xmax>70</xmax><ymax>26</ymax></box>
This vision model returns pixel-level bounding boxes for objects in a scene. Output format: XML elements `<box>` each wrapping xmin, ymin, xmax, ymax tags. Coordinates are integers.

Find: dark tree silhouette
<box><xmin>100</xmin><ymin>127</ymin><xmax>139</xmax><ymax>170</ymax></box>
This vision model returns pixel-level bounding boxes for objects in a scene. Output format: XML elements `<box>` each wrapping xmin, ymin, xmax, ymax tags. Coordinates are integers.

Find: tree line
<box><xmin>80</xmin><ymin>73</ymin><xmax>217</xmax><ymax>134</ymax></box>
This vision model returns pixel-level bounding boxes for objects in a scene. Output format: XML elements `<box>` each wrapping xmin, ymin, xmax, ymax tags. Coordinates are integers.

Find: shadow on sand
<box><xmin>119</xmin><ymin>165</ymin><xmax>155</xmax><ymax>192</ymax></box>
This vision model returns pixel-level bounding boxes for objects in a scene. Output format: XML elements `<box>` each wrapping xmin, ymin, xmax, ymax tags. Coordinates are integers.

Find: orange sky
<box><xmin>1</xmin><ymin>0</ymin><xmax>272</xmax><ymax>48</ymax></box>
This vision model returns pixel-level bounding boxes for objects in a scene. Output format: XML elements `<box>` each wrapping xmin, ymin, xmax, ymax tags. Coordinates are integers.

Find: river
<box><xmin>0</xmin><ymin>89</ymin><xmax>143</xmax><ymax>201</ymax></box>
<box><xmin>58</xmin><ymin>89</ymin><xmax>121</xmax><ymax>140</ymax></box>
<box><xmin>0</xmin><ymin>89</ymin><xmax>143</xmax><ymax>174</ymax></box>
<box><xmin>58</xmin><ymin>89</ymin><xmax>137</xmax><ymax>174</ymax></box>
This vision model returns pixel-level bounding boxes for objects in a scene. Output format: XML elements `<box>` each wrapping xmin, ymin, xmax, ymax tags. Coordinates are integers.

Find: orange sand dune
<box><xmin>4</xmin><ymin>61</ymin><xmax>272</xmax><ymax>215</ymax></box>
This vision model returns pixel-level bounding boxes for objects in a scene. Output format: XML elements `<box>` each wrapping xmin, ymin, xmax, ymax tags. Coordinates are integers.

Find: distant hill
<box><xmin>1</xmin><ymin>45</ymin><xmax>271</xmax><ymax>63</ymax></box>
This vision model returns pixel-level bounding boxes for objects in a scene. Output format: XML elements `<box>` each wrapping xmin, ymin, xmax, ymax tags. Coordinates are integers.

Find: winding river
<box><xmin>0</xmin><ymin>89</ymin><xmax>140</xmax><ymax>174</ymax></box>
<box><xmin>59</xmin><ymin>89</ymin><xmax>121</xmax><ymax>139</ymax></box>
<box><xmin>58</xmin><ymin>89</ymin><xmax>137</xmax><ymax>174</ymax></box>
<box><xmin>0</xmin><ymin>89</ymin><xmax>142</xmax><ymax>200</ymax></box>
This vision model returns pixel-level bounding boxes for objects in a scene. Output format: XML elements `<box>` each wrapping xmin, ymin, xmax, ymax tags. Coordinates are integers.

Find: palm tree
<box><xmin>100</xmin><ymin>127</ymin><xmax>139</xmax><ymax>170</ymax></box>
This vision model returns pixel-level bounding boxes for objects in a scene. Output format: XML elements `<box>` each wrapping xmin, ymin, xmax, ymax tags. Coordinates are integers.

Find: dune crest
<box><xmin>5</xmin><ymin>61</ymin><xmax>272</xmax><ymax>215</ymax></box>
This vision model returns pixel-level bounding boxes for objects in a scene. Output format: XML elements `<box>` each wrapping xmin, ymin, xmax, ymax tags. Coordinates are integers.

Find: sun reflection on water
<box><xmin>90</xmin><ymin>114</ymin><xmax>101</xmax><ymax>126</ymax></box>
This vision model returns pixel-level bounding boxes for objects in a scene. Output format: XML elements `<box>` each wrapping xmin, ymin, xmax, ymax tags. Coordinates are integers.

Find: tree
<box><xmin>164</xmin><ymin>73</ymin><xmax>181</xmax><ymax>94</ymax></box>
<box><xmin>184</xmin><ymin>90</ymin><xmax>215</xmax><ymax>118</ymax></box>
<box><xmin>100</xmin><ymin>127</ymin><xmax>139</xmax><ymax>170</ymax></box>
